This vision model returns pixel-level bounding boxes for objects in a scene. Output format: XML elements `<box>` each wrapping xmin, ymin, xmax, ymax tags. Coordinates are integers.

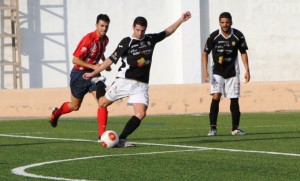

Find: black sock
<box><xmin>209</xmin><ymin>99</ymin><xmax>220</xmax><ymax>130</ymax></box>
<box><xmin>119</xmin><ymin>116</ymin><xmax>141</xmax><ymax>140</ymax></box>
<box><xmin>230</xmin><ymin>98</ymin><xmax>240</xmax><ymax>130</ymax></box>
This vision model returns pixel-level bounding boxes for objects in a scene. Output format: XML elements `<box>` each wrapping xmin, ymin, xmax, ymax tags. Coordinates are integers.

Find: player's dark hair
<box><xmin>219</xmin><ymin>12</ymin><xmax>232</xmax><ymax>22</ymax></box>
<box><xmin>96</xmin><ymin>14</ymin><xmax>110</xmax><ymax>24</ymax></box>
<box><xmin>133</xmin><ymin>16</ymin><xmax>147</xmax><ymax>27</ymax></box>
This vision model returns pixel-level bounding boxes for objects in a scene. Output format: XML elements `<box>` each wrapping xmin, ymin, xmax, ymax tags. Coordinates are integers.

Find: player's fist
<box><xmin>182</xmin><ymin>11</ymin><xmax>191</xmax><ymax>21</ymax></box>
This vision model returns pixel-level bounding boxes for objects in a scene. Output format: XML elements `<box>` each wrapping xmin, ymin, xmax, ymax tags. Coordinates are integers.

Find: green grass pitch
<box><xmin>0</xmin><ymin>112</ymin><xmax>299</xmax><ymax>180</ymax></box>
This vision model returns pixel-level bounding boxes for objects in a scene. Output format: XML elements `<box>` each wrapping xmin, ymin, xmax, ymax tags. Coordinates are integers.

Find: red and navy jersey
<box><xmin>109</xmin><ymin>31</ymin><xmax>166</xmax><ymax>83</ymax></box>
<box><xmin>204</xmin><ymin>28</ymin><xmax>248</xmax><ymax>79</ymax></box>
<box><xmin>73</xmin><ymin>31</ymin><xmax>109</xmax><ymax>71</ymax></box>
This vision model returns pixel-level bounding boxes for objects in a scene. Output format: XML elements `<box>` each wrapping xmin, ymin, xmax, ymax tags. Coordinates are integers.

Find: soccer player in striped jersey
<box><xmin>202</xmin><ymin>12</ymin><xmax>250</xmax><ymax>136</ymax></box>
<box><xmin>83</xmin><ymin>11</ymin><xmax>192</xmax><ymax>147</ymax></box>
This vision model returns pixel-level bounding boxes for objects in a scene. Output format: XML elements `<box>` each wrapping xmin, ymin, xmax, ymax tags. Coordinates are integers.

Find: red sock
<box><xmin>98</xmin><ymin>107</ymin><xmax>108</xmax><ymax>137</ymax></box>
<box><xmin>55</xmin><ymin>102</ymin><xmax>71</xmax><ymax>117</ymax></box>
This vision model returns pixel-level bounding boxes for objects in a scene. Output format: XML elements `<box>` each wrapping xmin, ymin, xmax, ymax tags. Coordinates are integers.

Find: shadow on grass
<box><xmin>131</xmin><ymin>130</ymin><xmax>300</xmax><ymax>145</ymax></box>
<box><xmin>0</xmin><ymin>141</ymin><xmax>82</xmax><ymax>147</ymax></box>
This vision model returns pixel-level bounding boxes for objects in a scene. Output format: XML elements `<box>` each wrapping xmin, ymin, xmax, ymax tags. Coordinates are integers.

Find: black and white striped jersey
<box><xmin>109</xmin><ymin>31</ymin><xmax>166</xmax><ymax>83</ymax></box>
<box><xmin>204</xmin><ymin>28</ymin><xmax>248</xmax><ymax>79</ymax></box>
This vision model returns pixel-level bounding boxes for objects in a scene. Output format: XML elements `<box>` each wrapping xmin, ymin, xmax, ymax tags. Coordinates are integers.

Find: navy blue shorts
<box><xmin>70</xmin><ymin>68</ymin><xmax>98</xmax><ymax>99</ymax></box>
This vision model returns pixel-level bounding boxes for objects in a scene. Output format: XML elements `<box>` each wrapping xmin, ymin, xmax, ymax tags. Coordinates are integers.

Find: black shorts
<box><xmin>70</xmin><ymin>68</ymin><xmax>105</xmax><ymax>99</ymax></box>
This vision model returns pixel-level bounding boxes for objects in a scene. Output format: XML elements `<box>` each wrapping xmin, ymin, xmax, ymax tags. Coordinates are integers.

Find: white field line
<box><xmin>1</xmin><ymin>133</ymin><xmax>300</xmax><ymax>157</ymax></box>
<box><xmin>1</xmin><ymin>133</ymin><xmax>299</xmax><ymax>181</ymax></box>
<box><xmin>0</xmin><ymin>134</ymin><xmax>97</xmax><ymax>143</ymax></box>
<box><xmin>11</xmin><ymin>149</ymin><xmax>207</xmax><ymax>181</ymax></box>
<box><xmin>4</xmin><ymin>124</ymin><xmax>299</xmax><ymax>135</ymax></box>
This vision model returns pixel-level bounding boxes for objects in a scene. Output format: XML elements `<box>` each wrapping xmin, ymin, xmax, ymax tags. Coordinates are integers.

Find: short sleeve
<box><xmin>109</xmin><ymin>37</ymin><xmax>131</xmax><ymax>64</ymax></box>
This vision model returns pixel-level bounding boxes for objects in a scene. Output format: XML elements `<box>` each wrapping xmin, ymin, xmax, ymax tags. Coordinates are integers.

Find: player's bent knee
<box><xmin>135</xmin><ymin>112</ymin><xmax>146</xmax><ymax>120</ymax></box>
<box><xmin>98</xmin><ymin>97</ymin><xmax>111</xmax><ymax>108</ymax></box>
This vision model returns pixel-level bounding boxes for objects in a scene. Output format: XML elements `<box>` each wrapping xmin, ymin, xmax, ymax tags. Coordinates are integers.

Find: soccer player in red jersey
<box><xmin>49</xmin><ymin>14</ymin><xmax>111</xmax><ymax>140</ymax></box>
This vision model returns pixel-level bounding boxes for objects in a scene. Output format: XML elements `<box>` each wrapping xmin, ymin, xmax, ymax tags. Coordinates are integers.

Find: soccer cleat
<box><xmin>207</xmin><ymin>129</ymin><xmax>217</xmax><ymax>136</ymax></box>
<box><xmin>231</xmin><ymin>129</ymin><xmax>246</xmax><ymax>135</ymax></box>
<box><xmin>97</xmin><ymin>137</ymin><xmax>101</xmax><ymax>143</ymax></box>
<box><xmin>115</xmin><ymin>139</ymin><xmax>136</xmax><ymax>148</ymax></box>
<box><xmin>49</xmin><ymin>107</ymin><xmax>59</xmax><ymax>127</ymax></box>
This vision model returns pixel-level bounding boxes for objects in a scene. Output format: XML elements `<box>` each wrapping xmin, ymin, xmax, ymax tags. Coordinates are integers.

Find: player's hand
<box><xmin>105</xmin><ymin>66</ymin><xmax>112</xmax><ymax>71</ymax></box>
<box><xmin>203</xmin><ymin>72</ymin><xmax>209</xmax><ymax>82</ymax></box>
<box><xmin>83</xmin><ymin>72</ymin><xmax>94</xmax><ymax>80</ymax></box>
<box><xmin>182</xmin><ymin>11</ymin><xmax>191</xmax><ymax>22</ymax></box>
<box><xmin>244</xmin><ymin>71</ymin><xmax>250</xmax><ymax>83</ymax></box>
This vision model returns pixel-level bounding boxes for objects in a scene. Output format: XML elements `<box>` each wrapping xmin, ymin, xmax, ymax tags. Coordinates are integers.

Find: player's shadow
<box><xmin>245</xmin><ymin>130</ymin><xmax>300</xmax><ymax>135</ymax></box>
<box><xmin>189</xmin><ymin>136</ymin><xmax>300</xmax><ymax>144</ymax></box>
<box><xmin>0</xmin><ymin>140</ymin><xmax>87</xmax><ymax>147</ymax></box>
<box><xmin>132</xmin><ymin>130</ymin><xmax>300</xmax><ymax>144</ymax></box>
<box><xmin>0</xmin><ymin>142</ymin><xmax>61</xmax><ymax>147</ymax></box>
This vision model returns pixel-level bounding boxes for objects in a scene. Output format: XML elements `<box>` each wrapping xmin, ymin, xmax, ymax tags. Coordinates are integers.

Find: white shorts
<box><xmin>210</xmin><ymin>74</ymin><xmax>240</xmax><ymax>98</ymax></box>
<box><xmin>105</xmin><ymin>78</ymin><xmax>149</xmax><ymax>106</ymax></box>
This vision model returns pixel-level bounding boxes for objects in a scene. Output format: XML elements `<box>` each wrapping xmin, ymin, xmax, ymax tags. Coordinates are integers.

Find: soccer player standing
<box><xmin>83</xmin><ymin>11</ymin><xmax>192</xmax><ymax>147</ymax></box>
<box><xmin>49</xmin><ymin>14</ymin><xmax>111</xmax><ymax>139</ymax></box>
<box><xmin>202</xmin><ymin>12</ymin><xmax>250</xmax><ymax>136</ymax></box>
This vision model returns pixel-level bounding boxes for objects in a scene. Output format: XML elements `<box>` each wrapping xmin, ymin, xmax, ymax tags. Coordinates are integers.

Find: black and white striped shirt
<box><xmin>204</xmin><ymin>28</ymin><xmax>248</xmax><ymax>79</ymax></box>
<box><xmin>109</xmin><ymin>31</ymin><xmax>166</xmax><ymax>83</ymax></box>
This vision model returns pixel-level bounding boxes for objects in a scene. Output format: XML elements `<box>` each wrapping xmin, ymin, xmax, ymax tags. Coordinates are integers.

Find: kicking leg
<box><xmin>118</xmin><ymin>103</ymin><xmax>147</xmax><ymax>140</ymax></box>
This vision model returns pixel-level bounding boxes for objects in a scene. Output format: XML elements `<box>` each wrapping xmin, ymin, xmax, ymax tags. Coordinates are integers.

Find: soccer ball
<box><xmin>100</xmin><ymin>130</ymin><xmax>119</xmax><ymax>148</ymax></box>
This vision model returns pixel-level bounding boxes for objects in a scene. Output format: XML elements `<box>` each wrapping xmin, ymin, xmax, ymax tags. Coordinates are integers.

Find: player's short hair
<box><xmin>133</xmin><ymin>16</ymin><xmax>147</xmax><ymax>27</ymax></box>
<box><xmin>219</xmin><ymin>12</ymin><xmax>232</xmax><ymax>22</ymax></box>
<box><xmin>96</xmin><ymin>14</ymin><xmax>110</xmax><ymax>24</ymax></box>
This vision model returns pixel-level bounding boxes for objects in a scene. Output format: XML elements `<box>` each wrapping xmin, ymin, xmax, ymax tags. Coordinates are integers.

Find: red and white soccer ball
<box><xmin>100</xmin><ymin>130</ymin><xmax>119</xmax><ymax>148</ymax></box>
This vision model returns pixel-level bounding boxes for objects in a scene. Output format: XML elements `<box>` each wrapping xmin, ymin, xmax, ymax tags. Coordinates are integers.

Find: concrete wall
<box><xmin>1</xmin><ymin>0</ymin><xmax>300</xmax><ymax>89</ymax></box>
<box><xmin>1</xmin><ymin>82</ymin><xmax>299</xmax><ymax>120</ymax></box>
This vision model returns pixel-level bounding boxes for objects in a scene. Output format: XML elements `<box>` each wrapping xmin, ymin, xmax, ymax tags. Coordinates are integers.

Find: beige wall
<box><xmin>1</xmin><ymin>81</ymin><xmax>299</xmax><ymax>120</ymax></box>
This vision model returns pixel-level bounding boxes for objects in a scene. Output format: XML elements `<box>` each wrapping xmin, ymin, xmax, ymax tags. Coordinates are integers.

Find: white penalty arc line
<box><xmin>11</xmin><ymin>149</ymin><xmax>207</xmax><ymax>181</ymax></box>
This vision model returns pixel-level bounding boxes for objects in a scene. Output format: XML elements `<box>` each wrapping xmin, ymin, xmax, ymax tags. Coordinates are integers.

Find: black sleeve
<box><xmin>148</xmin><ymin>31</ymin><xmax>167</xmax><ymax>44</ymax></box>
<box><xmin>203</xmin><ymin>30</ymin><xmax>218</xmax><ymax>54</ymax></box>
<box><xmin>204</xmin><ymin>36</ymin><xmax>213</xmax><ymax>54</ymax></box>
<box><xmin>235</xmin><ymin>30</ymin><xmax>248</xmax><ymax>53</ymax></box>
<box><xmin>109</xmin><ymin>37</ymin><xmax>131</xmax><ymax>64</ymax></box>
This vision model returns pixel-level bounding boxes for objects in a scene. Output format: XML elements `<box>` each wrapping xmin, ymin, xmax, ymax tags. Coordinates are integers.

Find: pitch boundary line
<box><xmin>1</xmin><ymin>133</ymin><xmax>300</xmax><ymax>157</ymax></box>
<box><xmin>3</xmin><ymin>124</ymin><xmax>299</xmax><ymax>135</ymax></box>
<box><xmin>1</xmin><ymin>134</ymin><xmax>300</xmax><ymax>157</ymax></box>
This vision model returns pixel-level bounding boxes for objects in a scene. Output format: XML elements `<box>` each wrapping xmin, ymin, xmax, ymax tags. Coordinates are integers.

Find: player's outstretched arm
<box><xmin>164</xmin><ymin>11</ymin><xmax>191</xmax><ymax>37</ymax></box>
<box><xmin>83</xmin><ymin>58</ymin><xmax>113</xmax><ymax>79</ymax></box>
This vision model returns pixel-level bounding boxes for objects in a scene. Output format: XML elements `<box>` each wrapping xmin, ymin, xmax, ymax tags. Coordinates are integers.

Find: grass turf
<box><xmin>0</xmin><ymin>112</ymin><xmax>299</xmax><ymax>180</ymax></box>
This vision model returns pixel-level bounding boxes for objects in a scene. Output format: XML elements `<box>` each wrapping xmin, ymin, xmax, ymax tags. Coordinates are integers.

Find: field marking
<box><xmin>2</xmin><ymin>124</ymin><xmax>299</xmax><ymax>135</ymax></box>
<box><xmin>11</xmin><ymin>149</ymin><xmax>207</xmax><ymax>181</ymax></box>
<box><xmin>0</xmin><ymin>134</ymin><xmax>96</xmax><ymax>143</ymax></box>
<box><xmin>1</xmin><ymin>133</ymin><xmax>300</xmax><ymax>157</ymax></box>
<box><xmin>137</xmin><ymin>142</ymin><xmax>300</xmax><ymax>157</ymax></box>
<box><xmin>1</xmin><ymin>133</ymin><xmax>299</xmax><ymax>180</ymax></box>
